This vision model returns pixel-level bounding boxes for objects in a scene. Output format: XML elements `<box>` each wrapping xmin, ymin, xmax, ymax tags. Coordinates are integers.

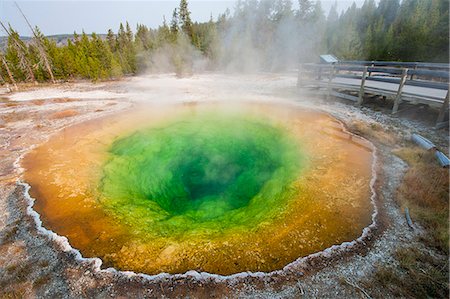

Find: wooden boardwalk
<box><xmin>298</xmin><ymin>61</ymin><xmax>449</xmax><ymax>127</ymax></box>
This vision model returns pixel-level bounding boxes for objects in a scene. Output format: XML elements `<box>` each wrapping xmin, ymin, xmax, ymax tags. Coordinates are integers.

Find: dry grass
<box><xmin>0</xmin><ymin>289</ymin><xmax>26</xmax><ymax>299</ymax></box>
<box><xmin>394</xmin><ymin>146</ymin><xmax>449</xmax><ymax>253</ymax></box>
<box><xmin>362</xmin><ymin>248</ymin><xmax>449</xmax><ymax>298</ymax></box>
<box><xmin>5</xmin><ymin>263</ymin><xmax>32</xmax><ymax>283</ymax></box>
<box><xmin>1</xmin><ymin>222</ymin><xmax>19</xmax><ymax>244</ymax></box>
<box><xmin>49</xmin><ymin>109</ymin><xmax>79</xmax><ymax>119</ymax></box>
<box><xmin>0</xmin><ymin>259</ymin><xmax>34</xmax><ymax>297</ymax></box>
<box><xmin>361</xmin><ymin>145</ymin><xmax>449</xmax><ymax>298</ymax></box>
<box><xmin>347</xmin><ymin>120</ymin><xmax>398</xmax><ymax>146</ymax></box>
<box><xmin>33</xmin><ymin>274</ymin><xmax>51</xmax><ymax>288</ymax></box>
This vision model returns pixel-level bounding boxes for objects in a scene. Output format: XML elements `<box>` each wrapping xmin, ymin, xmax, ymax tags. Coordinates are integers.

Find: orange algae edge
<box><xmin>23</xmin><ymin>102</ymin><xmax>374</xmax><ymax>275</ymax></box>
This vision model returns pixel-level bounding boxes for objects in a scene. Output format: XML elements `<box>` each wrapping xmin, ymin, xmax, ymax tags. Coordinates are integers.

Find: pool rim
<box><xmin>17</xmin><ymin>100</ymin><xmax>380</xmax><ymax>282</ymax></box>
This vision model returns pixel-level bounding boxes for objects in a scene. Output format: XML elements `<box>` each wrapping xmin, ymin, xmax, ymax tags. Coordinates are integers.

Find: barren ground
<box><xmin>0</xmin><ymin>73</ymin><xmax>448</xmax><ymax>298</ymax></box>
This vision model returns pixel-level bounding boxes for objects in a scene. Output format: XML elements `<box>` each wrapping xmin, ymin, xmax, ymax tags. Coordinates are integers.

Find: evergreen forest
<box><xmin>0</xmin><ymin>0</ymin><xmax>448</xmax><ymax>83</ymax></box>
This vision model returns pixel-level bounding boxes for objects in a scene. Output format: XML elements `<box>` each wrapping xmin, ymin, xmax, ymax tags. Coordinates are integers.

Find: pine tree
<box><xmin>126</xmin><ymin>22</ymin><xmax>134</xmax><ymax>43</ymax></box>
<box><xmin>170</xmin><ymin>8</ymin><xmax>179</xmax><ymax>35</ymax></box>
<box><xmin>115</xmin><ymin>23</ymin><xmax>136</xmax><ymax>74</ymax></box>
<box><xmin>1</xmin><ymin>0</ymin><xmax>447</xmax><ymax>83</ymax></box>
<box><xmin>272</xmin><ymin>0</ymin><xmax>294</xmax><ymax>22</ymax></box>
<box><xmin>297</xmin><ymin>0</ymin><xmax>313</xmax><ymax>22</ymax></box>
<box><xmin>0</xmin><ymin>52</ymin><xmax>18</xmax><ymax>89</ymax></box>
<box><xmin>157</xmin><ymin>16</ymin><xmax>172</xmax><ymax>46</ymax></box>
<box><xmin>2</xmin><ymin>23</ymin><xmax>37</xmax><ymax>83</ymax></box>
<box><xmin>179</xmin><ymin>0</ymin><xmax>193</xmax><ymax>39</ymax></box>
<box><xmin>324</xmin><ymin>2</ymin><xmax>339</xmax><ymax>55</ymax></box>
<box><xmin>135</xmin><ymin>24</ymin><xmax>153</xmax><ymax>51</ymax></box>
<box><xmin>30</xmin><ymin>26</ymin><xmax>55</xmax><ymax>82</ymax></box>
<box><xmin>106</xmin><ymin>29</ymin><xmax>117</xmax><ymax>51</ymax></box>
<box><xmin>117</xmin><ymin>23</ymin><xmax>127</xmax><ymax>51</ymax></box>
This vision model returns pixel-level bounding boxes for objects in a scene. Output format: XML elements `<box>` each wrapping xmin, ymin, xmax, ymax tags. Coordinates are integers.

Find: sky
<box><xmin>0</xmin><ymin>0</ymin><xmax>366</xmax><ymax>36</ymax></box>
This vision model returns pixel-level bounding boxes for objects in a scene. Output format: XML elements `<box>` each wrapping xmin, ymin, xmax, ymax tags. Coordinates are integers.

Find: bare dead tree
<box><xmin>0</xmin><ymin>52</ymin><xmax>18</xmax><ymax>91</ymax></box>
<box><xmin>0</xmin><ymin>70</ymin><xmax>13</xmax><ymax>92</ymax></box>
<box><xmin>15</xmin><ymin>2</ymin><xmax>55</xmax><ymax>83</ymax></box>
<box><xmin>0</xmin><ymin>21</ymin><xmax>37</xmax><ymax>84</ymax></box>
<box><xmin>0</xmin><ymin>66</ymin><xmax>8</xmax><ymax>91</ymax></box>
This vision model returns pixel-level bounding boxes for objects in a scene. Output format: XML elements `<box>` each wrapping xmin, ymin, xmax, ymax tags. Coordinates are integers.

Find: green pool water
<box><xmin>25</xmin><ymin>103</ymin><xmax>374</xmax><ymax>275</ymax></box>
<box><xmin>100</xmin><ymin>114</ymin><xmax>304</xmax><ymax>237</ymax></box>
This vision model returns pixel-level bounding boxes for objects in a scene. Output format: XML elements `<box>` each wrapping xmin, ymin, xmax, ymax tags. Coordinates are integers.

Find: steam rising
<box><xmin>141</xmin><ymin>0</ymin><xmax>325</xmax><ymax>74</ymax></box>
<box><xmin>217</xmin><ymin>0</ymin><xmax>324</xmax><ymax>72</ymax></box>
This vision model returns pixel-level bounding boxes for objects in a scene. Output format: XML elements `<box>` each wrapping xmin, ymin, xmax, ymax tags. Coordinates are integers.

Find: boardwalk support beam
<box><xmin>326</xmin><ymin>66</ymin><xmax>335</xmax><ymax>101</ymax></box>
<box><xmin>392</xmin><ymin>68</ymin><xmax>408</xmax><ymax>114</ymax></box>
<box><xmin>357</xmin><ymin>66</ymin><xmax>368</xmax><ymax>106</ymax></box>
<box><xmin>436</xmin><ymin>90</ymin><xmax>449</xmax><ymax>126</ymax></box>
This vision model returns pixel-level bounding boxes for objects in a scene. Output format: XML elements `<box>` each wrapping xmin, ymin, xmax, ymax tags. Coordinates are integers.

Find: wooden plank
<box><xmin>364</xmin><ymin>76</ymin><xmax>449</xmax><ymax>91</ymax></box>
<box><xmin>329</xmin><ymin>77</ymin><xmax>447</xmax><ymax>99</ymax></box>
<box><xmin>326</xmin><ymin>66</ymin><xmax>335</xmax><ymax>100</ymax></box>
<box><xmin>436</xmin><ymin>90</ymin><xmax>449</xmax><ymax>125</ymax></box>
<box><xmin>310</xmin><ymin>80</ymin><xmax>445</xmax><ymax>106</ymax></box>
<box><xmin>435</xmin><ymin>121</ymin><xmax>449</xmax><ymax>130</ymax></box>
<box><xmin>357</xmin><ymin>66</ymin><xmax>368</xmax><ymax>106</ymax></box>
<box><xmin>336</xmin><ymin>62</ymin><xmax>450</xmax><ymax>79</ymax></box>
<box><xmin>392</xmin><ymin>68</ymin><xmax>408</xmax><ymax>114</ymax></box>
<box><xmin>301</xmin><ymin>62</ymin><xmax>448</xmax><ymax>114</ymax></box>
<box><xmin>410</xmin><ymin>64</ymin><xmax>417</xmax><ymax>80</ymax></box>
<box><xmin>408</xmin><ymin>69</ymin><xmax>449</xmax><ymax>80</ymax></box>
<box><xmin>368</xmin><ymin>66</ymin><xmax>403</xmax><ymax>75</ymax></box>
<box><xmin>336</xmin><ymin>65</ymin><xmax>366</xmax><ymax>72</ymax></box>
<box><xmin>400</xmin><ymin>95</ymin><xmax>444</xmax><ymax>108</ymax></box>
<box><xmin>340</xmin><ymin>60</ymin><xmax>449</xmax><ymax>70</ymax></box>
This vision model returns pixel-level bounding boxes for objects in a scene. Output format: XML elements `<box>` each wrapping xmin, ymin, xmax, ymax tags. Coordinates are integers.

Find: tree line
<box><xmin>0</xmin><ymin>0</ymin><xmax>448</xmax><ymax>85</ymax></box>
<box><xmin>325</xmin><ymin>0</ymin><xmax>449</xmax><ymax>62</ymax></box>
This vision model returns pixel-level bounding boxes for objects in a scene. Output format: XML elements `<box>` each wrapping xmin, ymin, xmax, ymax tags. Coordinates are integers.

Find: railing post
<box><xmin>410</xmin><ymin>63</ymin><xmax>417</xmax><ymax>80</ymax></box>
<box><xmin>392</xmin><ymin>68</ymin><xmax>408</xmax><ymax>114</ymax></box>
<box><xmin>297</xmin><ymin>64</ymin><xmax>302</xmax><ymax>88</ymax></box>
<box><xmin>326</xmin><ymin>65</ymin><xmax>335</xmax><ymax>101</ymax></box>
<box><xmin>317</xmin><ymin>66</ymin><xmax>322</xmax><ymax>80</ymax></box>
<box><xmin>368</xmin><ymin>61</ymin><xmax>374</xmax><ymax>77</ymax></box>
<box><xmin>436</xmin><ymin>90</ymin><xmax>449</xmax><ymax>126</ymax></box>
<box><xmin>357</xmin><ymin>66</ymin><xmax>368</xmax><ymax>106</ymax></box>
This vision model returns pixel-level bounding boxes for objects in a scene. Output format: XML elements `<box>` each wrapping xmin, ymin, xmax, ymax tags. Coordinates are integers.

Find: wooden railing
<box><xmin>340</xmin><ymin>60</ymin><xmax>449</xmax><ymax>71</ymax></box>
<box><xmin>298</xmin><ymin>61</ymin><xmax>449</xmax><ymax>127</ymax></box>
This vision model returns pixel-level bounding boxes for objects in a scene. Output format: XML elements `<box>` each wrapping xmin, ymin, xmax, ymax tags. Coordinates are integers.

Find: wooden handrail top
<box><xmin>301</xmin><ymin>63</ymin><xmax>449</xmax><ymax>80</ymax></box>
<box><xmin>340</xmin><ymin>60</ymin><xmax>449</xmax><ymax>70</ymax></box>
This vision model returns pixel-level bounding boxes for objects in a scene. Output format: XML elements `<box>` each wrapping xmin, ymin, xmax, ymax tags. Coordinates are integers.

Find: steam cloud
<box><xmin>141</xmin><ymin>0</ymin><xmax>325</xmax><ymax>74</ymax></box>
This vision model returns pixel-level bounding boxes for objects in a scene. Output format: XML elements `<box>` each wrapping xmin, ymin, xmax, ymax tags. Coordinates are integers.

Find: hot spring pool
<box><xmin>24</xmin><ymin>102</ymin><xmax>375</xmax><ymax>275</ymax></box>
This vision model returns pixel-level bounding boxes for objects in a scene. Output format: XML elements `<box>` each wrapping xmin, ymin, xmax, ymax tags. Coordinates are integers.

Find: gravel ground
<box><xmin>0</xmin><ymin>73</ymin><xmax>447</xmax><ymax>298</ymax></box>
